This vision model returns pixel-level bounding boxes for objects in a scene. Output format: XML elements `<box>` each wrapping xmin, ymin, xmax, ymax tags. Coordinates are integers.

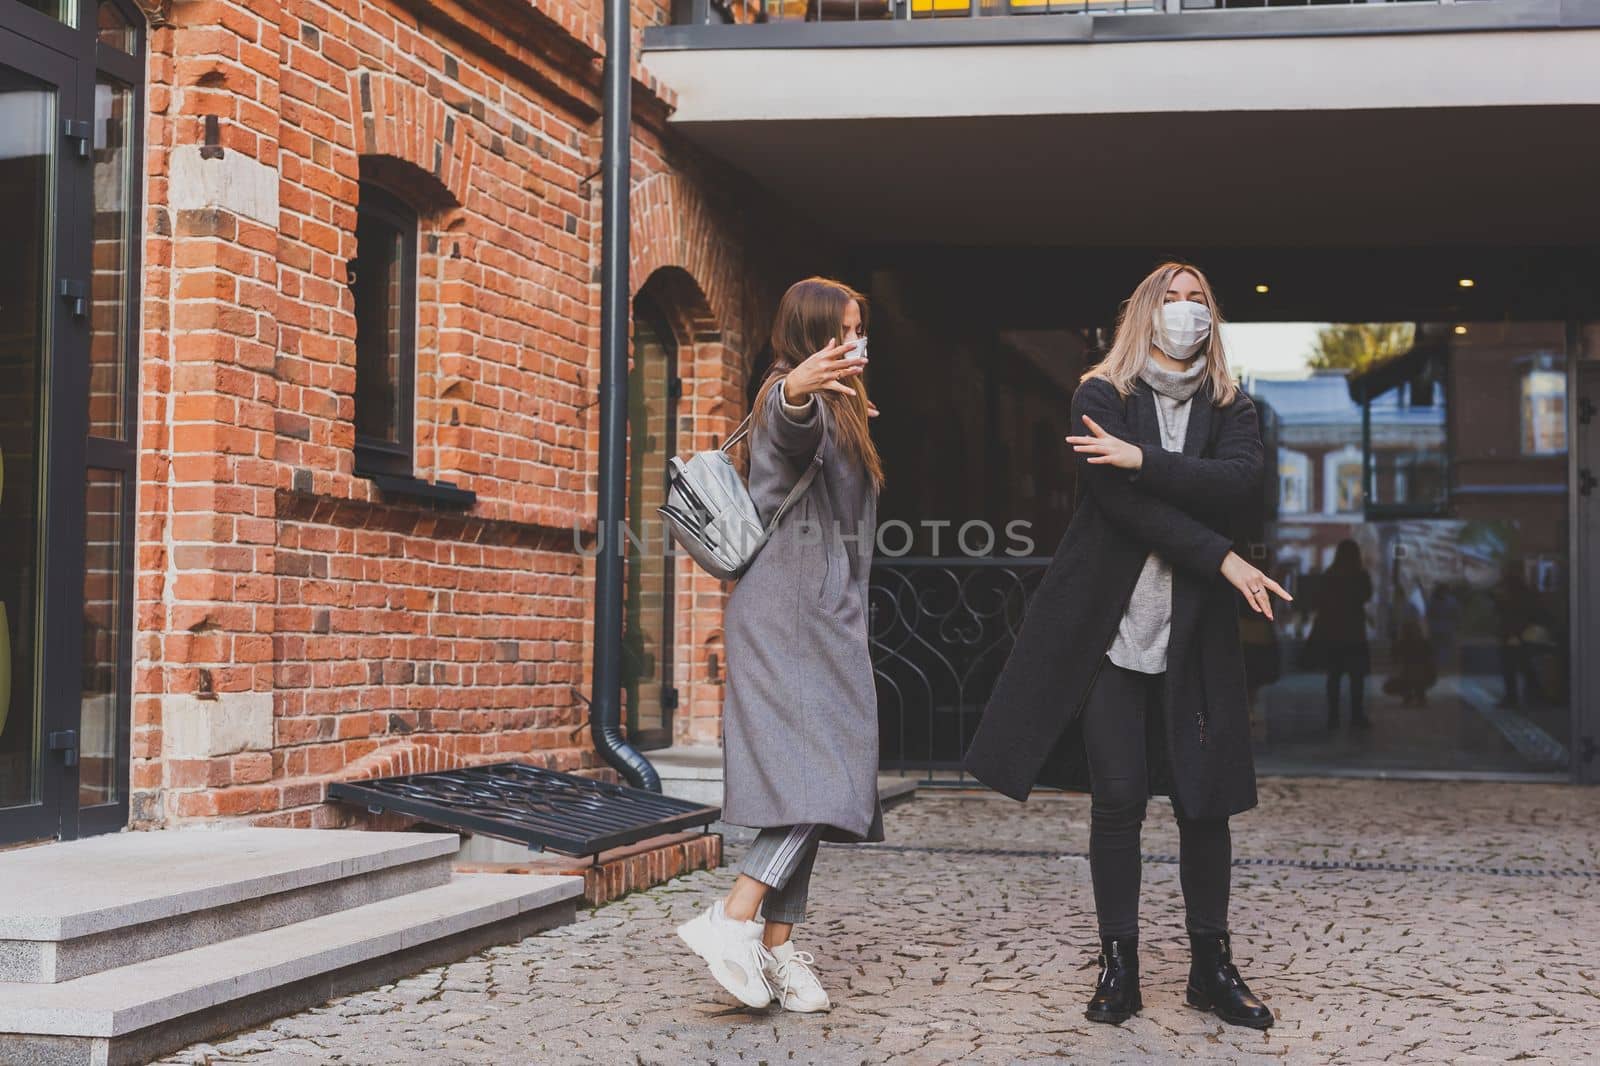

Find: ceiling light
<box><xmin>1453</xmin><ymin>325</ymin><xmax>1468</xmax><ymax>335</ymax></box>
<box><xmin>1458</xmin><ymin>278</ymin><xmax>1475</xmax><ymax>288</ymax></box>
<box><xmin>1254</xmin><ymin>284</ymin><xmax>1270</xmax><ymax>294</ymax></box>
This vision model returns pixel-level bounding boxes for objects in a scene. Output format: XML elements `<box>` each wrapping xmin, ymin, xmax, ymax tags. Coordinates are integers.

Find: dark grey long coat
<box><xmin>721</xmin><ymin>381</ymin><xmax>885</xmax><ymax>843</ymax></box>
<box><xmin>964</xmin><ymin>376</ymin><xmax>1264</xmax><ymax>820</ymax></box>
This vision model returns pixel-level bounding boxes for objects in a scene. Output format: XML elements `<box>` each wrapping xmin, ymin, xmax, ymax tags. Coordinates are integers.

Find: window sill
<box><xmin>363</xmin><ymin>472</ymin><xmax>478</xmax><ymax>509</ymax></box>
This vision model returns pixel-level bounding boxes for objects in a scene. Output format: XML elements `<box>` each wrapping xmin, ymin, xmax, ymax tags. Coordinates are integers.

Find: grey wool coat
<box><xmin>721</xmin><ymin>379</ymin><xmax>885</xmax><ymax>843</ymax></box>
<box><xmin>964</xmin><ymin>377</ymin><xmax>1264</xmax><ymax>820</ymax></box>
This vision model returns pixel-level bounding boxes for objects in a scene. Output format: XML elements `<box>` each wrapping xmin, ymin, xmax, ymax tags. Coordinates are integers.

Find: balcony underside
<box><xmin>642</xmin><ymin>26</ymin><xmax>1600</xmax><ymax>246</ymax></box>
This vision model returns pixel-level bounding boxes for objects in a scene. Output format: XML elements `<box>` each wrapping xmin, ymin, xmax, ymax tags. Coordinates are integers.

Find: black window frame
<box><xmin>351</xmin><ymin>181</ymin><xmax>419</xmax><ymax>480</ymax></box>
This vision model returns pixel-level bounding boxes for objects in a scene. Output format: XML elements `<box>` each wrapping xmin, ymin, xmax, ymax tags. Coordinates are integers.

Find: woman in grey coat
<box><xmin>678</xmin><ymin>277</ymin><xmax>883</xmax><ymax>1015</ymax></box>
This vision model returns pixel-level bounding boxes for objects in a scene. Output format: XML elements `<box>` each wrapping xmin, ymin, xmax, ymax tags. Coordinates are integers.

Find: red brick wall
<box><xmin>130</xmin><ymin>0</ymin><xmax>825</xmax><ymax>827</ymax></box>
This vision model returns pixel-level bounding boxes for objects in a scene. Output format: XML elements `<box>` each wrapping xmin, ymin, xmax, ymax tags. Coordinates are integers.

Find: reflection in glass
<box><xmin>1354</xmin><ymin>334</ymin><xmax>1449</xmax><ymax>514</ymax></box>
<box><xmin>353</xmin><ymin>216</ymin><xmax>405</xmax><ymax>448</ymax></box>
<box><xmin>1520</xmin><ymin>357</ymin><xmax>1566</xmax><ymax>456</ymax></box>
<box><xmin>17</xmin><ymin>0</ymin><xmax>77</xmax><ymax>26</ymax></box>
<box><xmin>0</xmin><ymin>74</ymin><xmax>55</xmax><ymax>811</ymax></box>
<box><xmin>1235</xmin><ymin>320</ymin><xmax>1570</xmax><ymax>776</ymax></box>
<box><xmin>80</xmin><ymin>472</ymin><xmax>124</xmax><ymax>807</ymax></box>
<box><xmin>97</xmin><ymin>0</ymin><xmax>136</xmax><ymax>53</ymax></box>
<box><xmin>91</xmin><ymin>78</ymin><xmax>133</xmax><ymax>440</ymax></box>
<box><xmin>621</xmin><ymin>309</ymin><xmax>677</xmax><ymax>748</ymax></box>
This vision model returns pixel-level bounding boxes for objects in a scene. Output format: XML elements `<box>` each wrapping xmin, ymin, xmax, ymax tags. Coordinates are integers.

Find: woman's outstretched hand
<box><xmin>783</xmin><ymin>338</ymin><xmax>867</xmax><ymax>404</ymax></box>
<box><xmin>1221</xmin><ymin>551</ymin><xmax>1292</xmax><ymax>621</ymax></box>
<box><xmin>1066</xmin><ymin>415</ymin><xmax>1143</xmax><ymax>471</ymax></box>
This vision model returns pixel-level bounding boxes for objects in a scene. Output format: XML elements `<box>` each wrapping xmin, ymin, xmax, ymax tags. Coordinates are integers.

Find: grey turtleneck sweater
<box><xmin>1106</xmin><ymin>356</ymin><xmax>1207</xmax><ymax>675</ymax></box>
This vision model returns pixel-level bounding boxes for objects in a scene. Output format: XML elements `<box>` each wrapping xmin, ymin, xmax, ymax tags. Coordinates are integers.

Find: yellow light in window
<box><xmin>1458</xmin><ymin>278</ymin><xmax>1475</xmax><ymax>288</ymax></box>
<box><xmin>1453</xmin><ymin>325</ymin><xmax>1468</xmax><ymax>335</ymax></box>
<box><xmin>1254</xmin><ymin>284</ymin><xmax>1270</xmax><ymax>294</ymax></box>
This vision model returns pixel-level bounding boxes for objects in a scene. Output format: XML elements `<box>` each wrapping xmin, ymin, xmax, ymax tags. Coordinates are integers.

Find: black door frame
<box><xmin>1571</xmin><ymin>339</ymin><xmax>1598</xmax><ymax>784</ymax></box>
<box><xmin>0</xmin><ymin>13</ymin><xmax>86</xmax><ymax>845</ymax></box>
<box><xmin>0</xmin><ymin>0</ymin><xmax>144</xmax><ymax>844</ymax></box>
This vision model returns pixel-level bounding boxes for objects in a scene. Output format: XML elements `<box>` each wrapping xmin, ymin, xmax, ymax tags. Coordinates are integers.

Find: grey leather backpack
<box><xmin>658</xmin><ymin>411</ymin><xmax>823</xmax><ymax>581</ymax></box>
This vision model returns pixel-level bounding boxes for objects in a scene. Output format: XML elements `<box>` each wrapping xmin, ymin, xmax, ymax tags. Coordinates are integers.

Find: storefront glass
<box><xmin>1230</xmin><ymin>320</ymin><xmax>1571</xmax><ymax>775</ymax></box>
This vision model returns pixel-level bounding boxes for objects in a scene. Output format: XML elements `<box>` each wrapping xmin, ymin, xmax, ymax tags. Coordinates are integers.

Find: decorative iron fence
<box><xmin>870</xmin><ymin>556</ymin><xmax>1052</xmax><ymax>784</ymax></box>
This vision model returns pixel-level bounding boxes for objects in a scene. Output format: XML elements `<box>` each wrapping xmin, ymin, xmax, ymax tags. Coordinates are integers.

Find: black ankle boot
<box><xmin>1085</xmin><ymin>936</ymin><xmax>1141</xmax><ymax>1025</ymax></box>
<box><xmin>1186</xmin><ymin>933</ymin><xmax>1274</xmax><ymax>1029</ymax></box>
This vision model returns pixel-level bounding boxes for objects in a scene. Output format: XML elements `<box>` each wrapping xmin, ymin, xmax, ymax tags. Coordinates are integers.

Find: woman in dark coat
<box><xmin>678</xmin><ymin>278</ymin><xmax>883</xmax><ymax>1016</ymax></box>
<box><xmin>965</xmin><ymin>262</ymin><xmax>1289</xmax><ymax>1030</ymax></box>
<box><xmin>1308</xmin><ymin>538</ymin><xmax>1373</xmax><ymax>728</ymax></box>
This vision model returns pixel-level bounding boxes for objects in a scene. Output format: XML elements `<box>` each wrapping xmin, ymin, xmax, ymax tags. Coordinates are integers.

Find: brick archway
<box><xmin>631</xmin><ymin>172</ymin><xmax>745</xmax><ymax>358</ymax></box>
<box><xmin>348</xmin><ymin>69</ymin><xmax>477</xmax><ymax>208</ymax></box>
<box><xmin>628</xmin><ymin>258</ymin><xmax>745</xmax><ymax>748</ymax></box>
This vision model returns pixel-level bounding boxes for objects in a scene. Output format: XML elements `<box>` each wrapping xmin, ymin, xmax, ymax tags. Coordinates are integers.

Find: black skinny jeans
<box><xmin>1082</xmin><ymin>658</ymin><xmax>1231</xmax><ymax>940</ymax></box>
<box><xmin>1322</xmin><ymin>641</ymin><xmax>1368</xmax><ymax>721</ymax></box>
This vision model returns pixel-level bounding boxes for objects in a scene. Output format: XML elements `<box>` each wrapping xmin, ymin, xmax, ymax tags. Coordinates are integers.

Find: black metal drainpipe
<box><xmin>589</xmin><ymin>0</ymin><xmax>661</xmax><ymax>792</ymax></box>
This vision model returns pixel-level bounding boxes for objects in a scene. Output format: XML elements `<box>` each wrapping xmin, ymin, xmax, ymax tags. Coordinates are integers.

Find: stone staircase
<box><xmin>0</xmin><ymin>829</ymin><xmax>583</xmax><ymax>1066</ymax></box>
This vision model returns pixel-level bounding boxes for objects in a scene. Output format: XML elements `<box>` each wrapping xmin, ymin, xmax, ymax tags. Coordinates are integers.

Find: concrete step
<box><xmin>651</xmin><ymin>745</ymin><xmax>919</xmax><ymax>811</ymax></box>
<box><xmin>0</xmin><ymin>829</ymin><xmax>458</xmax><ymax>983</ymax></box>
<box><xmin>0</xmin><ymin>872</ymin><xmax>583</xmax><ymax>1066</ymax></box>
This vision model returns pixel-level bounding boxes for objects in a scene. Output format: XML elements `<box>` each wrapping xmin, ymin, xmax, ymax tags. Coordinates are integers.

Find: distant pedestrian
<box><xmin>1492</xmin><ymin>564</ymin><xmax>1544</xmax><ymax>708</ymax></box>
<box><xmin>677</xmin><ymin>277</ymin><xmax>882</xmax><ymax>1015</ymax></box>
<box><xmin>1308</xmin><ymin>539</ymin><xmax>1373</xmax><ymax>730</ymax></box>
<box><xmin>1426</xmin><ymin>582</ymin><xmax>1461</xmax><ymax>671</ymax></box>
<box><xmin>1383</xmin><ymin>619</ymin><xmax>1437</xmax><ymax>706</ymax></box>
<box><xmin>966</xmin><ymin>262</ymin><xmax>1284</xmax><ymax>1031</ymax></box>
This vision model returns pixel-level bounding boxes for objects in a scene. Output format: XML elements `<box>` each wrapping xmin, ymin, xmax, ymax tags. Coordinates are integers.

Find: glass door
<box><xmin>1234</xmin><ymin>320</ymin><xmax>1574</xmax><ymax>776</ymax></box>
<box><xmin>622</xmin><ymin>299</ymin><xmax>679</xmax><ymax>750</ymax></box>
<box><xmin>0</xmin><ymin>28</ymin><xmax>80</xmax><ymax>843</ymax></box>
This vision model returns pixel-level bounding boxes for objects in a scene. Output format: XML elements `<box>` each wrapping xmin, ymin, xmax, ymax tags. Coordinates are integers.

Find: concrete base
<box><xmin>0</xmin><ymin>830</ymin><xmax>584</xmax><ymax>1066</ymax></box>
<box><xmin>650</xmin><ymin>745</ymin><xmax>918</xmax><ymax>811</ymax></box>
<box><xmin>0</xmin><ymin>829</ymin><xmax>459</xmax><ymax>983</ymax></box>
<box><xmin>0</xmin><ymin>853</ymin><xmax>455</xmax><ymax>985</ymax></box>
<box><xmin>2</xmin><ymin>896</ymin><xmax>577</xmax><ymax>1066</ymax></box>
<box><xmin>456</xmin><ymin>830</ymin><xmax>723</xmax><ymax>907</ymax></box>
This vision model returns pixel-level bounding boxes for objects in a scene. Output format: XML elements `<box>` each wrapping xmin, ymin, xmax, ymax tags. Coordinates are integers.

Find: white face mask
<box><xmin>1153</xmin><ymin>300</ymin><xmax>1212</xmax><ymax>361</ymax></box>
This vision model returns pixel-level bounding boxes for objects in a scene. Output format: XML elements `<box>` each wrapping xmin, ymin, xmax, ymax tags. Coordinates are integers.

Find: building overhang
<box><xmin>642</xmin><ymin>14</ymin><xmax>1600</xmax><ymax>247</ymax></box>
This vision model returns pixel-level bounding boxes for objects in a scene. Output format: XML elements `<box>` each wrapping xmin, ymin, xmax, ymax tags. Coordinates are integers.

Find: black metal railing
<box><xmin>870</xmin><ymin>556</ymin><xmax>1051</xmax><ymax>784</ymax></box>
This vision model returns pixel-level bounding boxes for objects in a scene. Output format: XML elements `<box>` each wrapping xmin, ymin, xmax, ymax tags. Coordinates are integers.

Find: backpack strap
<box><xmin>722</xmin><ymin>391</ymin><xmax>826</xmax><ymax>534</ymax></box>
<box><xmin>765</xmin><ymin>446</ymin><xmax>824</xmax><ymax>535</ymax></box>
<box><xmin>720</xmin><ymin>412</ymin><xmax>755</xmax><ymax>453</ymax></box>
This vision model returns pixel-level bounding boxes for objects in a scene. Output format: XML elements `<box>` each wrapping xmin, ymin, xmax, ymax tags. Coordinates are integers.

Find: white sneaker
<box><xmin>676</xmin><ymin>901</ymin><xmax>775</xmax><ymax>1009</ymax></box>
<box><xmin>764</xmin><ymin>941</ymin><xmax>832</xmax><ymax>1013</ymax></box>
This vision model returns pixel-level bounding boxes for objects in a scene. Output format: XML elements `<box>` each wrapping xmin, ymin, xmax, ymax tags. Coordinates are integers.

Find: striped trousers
<box><xmin>736</xmin><ymin>824</ymin><xmax>822</xmax><ymax>925</ymax></box>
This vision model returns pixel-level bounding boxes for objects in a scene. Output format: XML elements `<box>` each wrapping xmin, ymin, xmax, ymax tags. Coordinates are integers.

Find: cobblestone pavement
<box><xmin>163</xmin><ymin>779</ymin><xmax>1600</xmax><ymax>1065</ymax></box>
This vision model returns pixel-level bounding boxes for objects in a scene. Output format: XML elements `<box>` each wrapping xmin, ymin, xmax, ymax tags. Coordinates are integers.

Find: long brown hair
<box><xmin>1082</xmin><ymin>261</ymin><xmax>1239</xmax><ymax>406</ymax></box>
<box><xmin>752</xmin><ymin>277</ymin><xmax>885</xmax><ymax>489</ymax></box>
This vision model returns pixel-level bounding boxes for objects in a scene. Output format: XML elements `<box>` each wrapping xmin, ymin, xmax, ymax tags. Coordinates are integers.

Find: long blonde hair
<box><xmin>1082</xmin><ymin>261</ymin><xmax>1238</xmax><ymax>406</ymax></box>
<box><xmin>752</xmin><ymin>277</ymin><xmax>885</xmax><ymax>490</ymax></box>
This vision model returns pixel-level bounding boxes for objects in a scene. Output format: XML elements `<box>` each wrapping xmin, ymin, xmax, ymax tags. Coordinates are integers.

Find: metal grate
<box><xmin>330</xmin><ymin>763</ymin><xmax>720</xmax><ymax>857</ymax></box>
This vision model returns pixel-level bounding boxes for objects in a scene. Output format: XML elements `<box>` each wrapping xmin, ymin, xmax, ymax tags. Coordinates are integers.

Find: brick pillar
<box><xmin>154</xmin><ymin>0</ymin><xmax>285</xmax><ymax>822</ymax></box>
